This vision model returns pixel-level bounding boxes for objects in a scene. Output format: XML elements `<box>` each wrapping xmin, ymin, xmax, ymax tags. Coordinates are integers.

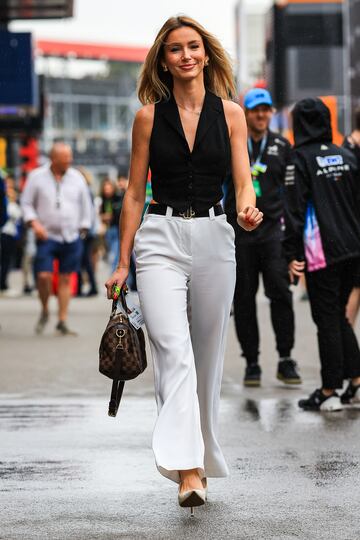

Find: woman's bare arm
<box><xmin>105</xmin><ymin>104</ymin><xmax>154</xmax><ymax>297</ymax></box>
<box><xmin>223</xmin><ymin>100</ymin><xmax>263</xmax><ymax>230</ymax></box>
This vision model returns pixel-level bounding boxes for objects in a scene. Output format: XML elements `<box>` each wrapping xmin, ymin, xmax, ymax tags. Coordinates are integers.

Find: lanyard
<box><xmin>247</xmin><ymin>134</ymin><xmax>267</xmax><ymax>166</ymax></box>
<box><xmin>248</xmin><ymin>135</ymin><xmax>267</xmax><ymax>198</ymax></box>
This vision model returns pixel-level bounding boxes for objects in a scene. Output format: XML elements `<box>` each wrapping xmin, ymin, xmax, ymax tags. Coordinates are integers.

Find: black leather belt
<box><xmin>147</xmin><ymin>204</ymin><xmax>224</xmax><ymax>219</ymax></box>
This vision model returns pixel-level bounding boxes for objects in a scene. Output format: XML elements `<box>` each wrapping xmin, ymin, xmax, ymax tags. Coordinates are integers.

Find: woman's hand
<box><xmin>288</xmin><ymin>259</ymin><xmax>305</xmax><ymax>284</ymax></box>
<box><xmin>105</xmin><ymin>267</ymin><xmax>129</xmax><ymax>299</ymax></box>
<box><xmin>237</xmin><ymin>206</ymin><xmax>263</xmax><ymax>231</ymax></box>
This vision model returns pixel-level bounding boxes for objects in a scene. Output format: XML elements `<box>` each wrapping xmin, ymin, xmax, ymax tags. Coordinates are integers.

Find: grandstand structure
<box><xmin>35</xmin><ymin>40</ymin><xmax>148</xmax><ymax>178</ymax></box>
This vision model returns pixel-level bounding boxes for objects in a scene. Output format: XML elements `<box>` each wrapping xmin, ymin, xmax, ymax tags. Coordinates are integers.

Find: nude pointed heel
<box><xmin>178</xmin><ymin>486</ymin><xmax>206</xmax><ymax>515</ymax></box>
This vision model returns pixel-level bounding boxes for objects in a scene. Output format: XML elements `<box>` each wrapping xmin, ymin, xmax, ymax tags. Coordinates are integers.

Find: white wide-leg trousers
<box><xmin>134</xmin><ymin>208</ymin><xmax>236</xmax><ymax>483</ymax></box>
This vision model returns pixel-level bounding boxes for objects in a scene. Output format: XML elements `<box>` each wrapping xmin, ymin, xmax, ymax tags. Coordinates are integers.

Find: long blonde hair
<box><xmin>138</xmin><ymin>15</ymin><xmax>235</xmax><ymax>104</ymax></box>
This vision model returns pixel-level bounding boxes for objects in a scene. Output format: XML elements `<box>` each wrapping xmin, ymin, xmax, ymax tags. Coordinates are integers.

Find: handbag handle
<box><xmin>110</xmin><ymin>284</ymin><xmax>130</xmax><ymax>318</ymax></box>
<box><xmin>120</xmin><ymin>284</ymin><xmax>131</xmax><ymax>314</ymax></box>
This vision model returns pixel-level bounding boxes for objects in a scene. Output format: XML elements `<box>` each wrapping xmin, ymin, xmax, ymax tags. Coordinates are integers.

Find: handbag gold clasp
<box><xmin>116</xmin><ymin>328</ymin><xmax>126</xmax><ymax>349</ymax></box>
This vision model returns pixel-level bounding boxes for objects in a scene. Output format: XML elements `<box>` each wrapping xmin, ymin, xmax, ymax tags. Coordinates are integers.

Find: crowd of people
<box><xmin>0</xmin><ymin>146</ymin><xmax>132</xmax><ymax>332</ymax></box>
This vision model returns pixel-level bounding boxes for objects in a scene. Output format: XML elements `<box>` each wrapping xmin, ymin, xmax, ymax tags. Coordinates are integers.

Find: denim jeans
<box><xmin>105</xmin><ymin>225</ymin><xmax>119</xmax><ymax>273</ymax></box>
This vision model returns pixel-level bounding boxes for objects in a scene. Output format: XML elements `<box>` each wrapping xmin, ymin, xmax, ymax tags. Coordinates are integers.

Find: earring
<box><xmin>163</xmin><ymin>65</ymin><xmax>168</xmax><ymax>72</ymax></box>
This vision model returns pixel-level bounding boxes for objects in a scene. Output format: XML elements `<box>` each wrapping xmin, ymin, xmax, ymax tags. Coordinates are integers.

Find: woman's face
<box><xmin>102</xmin><ymin>181</ymin><xmax>114</xmax><ymax>198</ymax></box>
<box><xmin>163</xmin><ymin>26</ymin><xmax>208</xmax><ymax>82</ymax></box>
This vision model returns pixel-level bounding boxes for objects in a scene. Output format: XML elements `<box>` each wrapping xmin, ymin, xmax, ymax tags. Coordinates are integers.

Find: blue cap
<box><xmin>244</xmin><ymin>88</ymin><xmax>273</xmax><ymax>110</ymax></box>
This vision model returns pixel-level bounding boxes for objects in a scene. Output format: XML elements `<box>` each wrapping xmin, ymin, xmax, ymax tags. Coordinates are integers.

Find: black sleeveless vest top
<box><xmin>149</xmin><ymin>91</ymin><xmax>231</xmax><ymax>213</ymax></box>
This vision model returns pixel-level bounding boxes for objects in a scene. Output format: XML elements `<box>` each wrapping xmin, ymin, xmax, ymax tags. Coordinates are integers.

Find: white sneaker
<box><xmin>320</xmin><ymin>395</ymin><xmax>343</xmax><ymax>412</ymax></box>
<box><xmin>298</xmin><ymin>389</ymin><xmax>343</xmax><ymax>411</ymax></box>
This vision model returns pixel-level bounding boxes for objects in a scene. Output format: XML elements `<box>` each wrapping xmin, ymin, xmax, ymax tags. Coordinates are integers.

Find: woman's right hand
<box><xmin>105</xmin><ymin>267</ymin><xmax>129</xmax><ymax>299</ymax></box>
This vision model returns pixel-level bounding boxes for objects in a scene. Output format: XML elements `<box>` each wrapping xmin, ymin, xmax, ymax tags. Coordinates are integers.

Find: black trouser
<box><xmin>0</xmin><ymin>233</ymin><xmax>16</xmax><ymax>290</ymax></box>
<box><xmin>306</xmin><ymin>259</ymin><xmax>360</xmax><ymax>389</ymax></box>
<box><xmin>78</xmin><ymin>236</ymin><xmax>97</xmax><ymax>294</ymax></box>
<box><xmin>233</xmin><ymin>238</ymin><xmax>294</xmax><ymax>364</ymax></box>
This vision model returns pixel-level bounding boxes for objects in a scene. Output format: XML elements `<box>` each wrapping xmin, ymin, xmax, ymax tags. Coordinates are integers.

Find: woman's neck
<box><xmin>172</xmin><ymin>79</ymin><xmax>206</xmax><ymax>110</ymax></box>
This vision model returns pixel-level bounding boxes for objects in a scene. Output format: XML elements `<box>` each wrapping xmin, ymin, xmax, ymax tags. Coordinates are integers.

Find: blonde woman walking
<box><xmin>105</xmin><ymin>15</ymin><xmax>262</xmax><ymax>515</ymax></box>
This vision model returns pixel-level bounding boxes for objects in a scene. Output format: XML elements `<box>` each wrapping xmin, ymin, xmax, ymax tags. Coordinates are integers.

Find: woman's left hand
<box><xmin>237</xmin><ymin>206</ymin><xmax>263</xmax><ymax>231</ymax></box>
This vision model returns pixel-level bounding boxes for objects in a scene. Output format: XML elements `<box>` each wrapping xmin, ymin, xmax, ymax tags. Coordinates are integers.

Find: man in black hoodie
<box><xmin>225</xmin><ymin>88</ymin><xmax>300</xmax><ymax>387</ymax></box>
<box><xmin>284</xmin><ymin>97</ymin><xmax>360</xmax><ymax>411</ymax></box>
<box><xmin>342</xmin><ymin>107</ymin><xmax>360</xmax><ymax>326</ymax></box>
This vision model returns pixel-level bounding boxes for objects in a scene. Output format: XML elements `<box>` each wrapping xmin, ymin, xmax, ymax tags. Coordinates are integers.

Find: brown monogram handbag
<box><xmin>99</xmin><ymin>286</ymin><xmax>147</xmax><ymax>417</ymax></box>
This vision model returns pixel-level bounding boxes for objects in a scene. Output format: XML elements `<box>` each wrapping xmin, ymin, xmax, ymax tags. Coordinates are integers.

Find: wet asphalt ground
<box><xmin>1</xmin><ymin>271</ymin><xmax>360</xmax><ymax>540</ymax></box>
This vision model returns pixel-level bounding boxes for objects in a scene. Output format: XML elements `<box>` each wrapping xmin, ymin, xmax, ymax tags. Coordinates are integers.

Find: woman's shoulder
<box><xmin>221</xmin><ymin>99</ymin><xmax>244</xmax><ymax>118</ymax></box>
<box><xmin>221</xmin><ymin>99</ymin><xmax>246</xmax><ymax>135</ymax></box>
<box><xmin>135</xmin><ymin>104</ymin><xmax>155</xmax><ymax>125</ymax></box>
<box><xmin>133</xmin><ymin>104</ymin><xmax>155</xmax><ymax>141</ymax></box>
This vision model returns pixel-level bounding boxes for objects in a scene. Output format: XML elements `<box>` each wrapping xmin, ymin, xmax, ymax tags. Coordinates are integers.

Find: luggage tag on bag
<box><xmin>128</xmin><ymin>306</ymin><xmax>145</xmax><ymax>330</ymax></box>
<box><xmin>116</xmin><ymin>292</ymin><xmax>144</xmax><ymax>330</ymax></box>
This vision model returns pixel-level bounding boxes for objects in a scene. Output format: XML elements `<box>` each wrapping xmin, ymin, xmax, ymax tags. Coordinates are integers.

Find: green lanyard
<box><xmin>248</xmin><ymin>135</ymin><xmax>268</xmax><ymax>197</ymax></box>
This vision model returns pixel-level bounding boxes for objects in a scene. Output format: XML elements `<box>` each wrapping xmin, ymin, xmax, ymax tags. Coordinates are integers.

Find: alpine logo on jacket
<box><xmin>316</xmin><ymin>155</ymin><xmax>343</xmax><ymax>167</ymax></box>
<box><xmin>316</xmin><ymin>154</ymin><xmax>350</xmax><ymax>178</ymax></box>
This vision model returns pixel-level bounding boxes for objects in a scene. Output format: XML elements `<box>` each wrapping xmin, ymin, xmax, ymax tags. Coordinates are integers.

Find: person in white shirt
<box><xmin>21</xmin><ymin>142</ymin><xmax>92</xmax><ymax>335</ymax></box>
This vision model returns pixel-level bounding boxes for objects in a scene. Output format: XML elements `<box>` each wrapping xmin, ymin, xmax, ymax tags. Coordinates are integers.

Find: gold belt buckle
<box><xmin>179</xmin><ymin>206</ymin><xmax>196</xmax><ymax>219</ymax></box>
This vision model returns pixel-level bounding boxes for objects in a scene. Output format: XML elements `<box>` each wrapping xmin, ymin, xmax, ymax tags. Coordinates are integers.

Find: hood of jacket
<box><xmin>292</xmin><ymin>98</ymin><xmax>332</xmax><ymax>148</ymax></box>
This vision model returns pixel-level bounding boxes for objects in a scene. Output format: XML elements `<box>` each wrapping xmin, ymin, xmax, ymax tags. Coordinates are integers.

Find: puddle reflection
<box><xmin>241</xmin><ymin>398</ymin><xmax>360</xmax><ymax>432</ymax></box>
<box><xmin>0</xmin><ymin>404</ymin><xmax>87</xmax><ymax>431</ymax></box>
<box><xmin>242</xmin><ymin>398</ymin><xmax>296</xmax><ymax>432</ymax></box>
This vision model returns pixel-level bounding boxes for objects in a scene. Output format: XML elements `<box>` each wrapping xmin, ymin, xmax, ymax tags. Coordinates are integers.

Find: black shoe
<box><xmin>298</xmin><ymin>389</ymin><xmax>343</xmax><ymax>411</ymax></box>
<box><xmin>277</xmin><ymin>358</ymin><xmax>302</xmax><ymax>385</ymax></box>
<box><xmin>56</xmin><ymin>321</ymin><xmax>78</xmax><ymax>336</ymax></box>
<box><xmin>244</xmin><ymin>363</ymin><xmax>261</xmax><ymax>387</ymax></box>
<box><xmin>341</xmin><ymin>382</ymin><xmax>360</xmax><ymax>404</ymax></box>
<box><xmin>23</xmin><ymin>285</ymin><xmax>33</xmax><ymax>295</ymax></box>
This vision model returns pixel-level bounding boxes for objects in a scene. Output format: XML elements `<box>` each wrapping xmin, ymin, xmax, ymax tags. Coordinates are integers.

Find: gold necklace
<box><xmin>176</xmin><ymin>102</ymin><xmax>202</xmax><ymax>116</ymax></box>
